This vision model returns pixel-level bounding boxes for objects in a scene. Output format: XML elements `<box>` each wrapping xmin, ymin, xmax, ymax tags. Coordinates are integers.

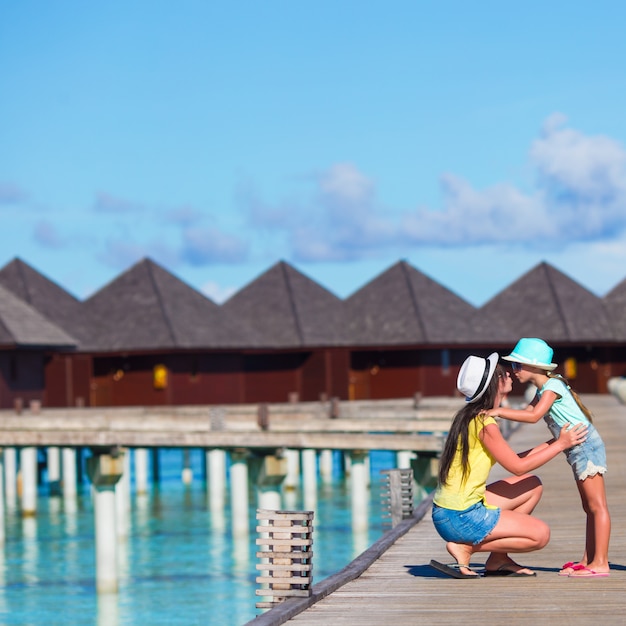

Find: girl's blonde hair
<box><xmin>547</xmin><ymin>372</ymin><xmax>593</xmax><ymax>423</ymax></box>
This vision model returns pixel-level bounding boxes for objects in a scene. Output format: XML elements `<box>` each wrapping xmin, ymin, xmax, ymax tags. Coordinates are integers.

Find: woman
<box><xmin>430</xmin><ymin>352</ymin><xmax>587</xmax><ymax>578</ymax></box>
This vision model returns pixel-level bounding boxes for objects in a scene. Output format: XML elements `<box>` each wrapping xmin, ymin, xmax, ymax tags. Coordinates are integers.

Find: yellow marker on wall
<box><xmin>153</xmin><ymin>364</ymin><xmax>168</xmax><ymax>389</ymax></box>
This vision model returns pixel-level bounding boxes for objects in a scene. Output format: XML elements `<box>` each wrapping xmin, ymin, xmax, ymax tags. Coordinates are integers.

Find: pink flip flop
<box><xmin>558</xmin><ymin>562</ymin><xmax>585</xmax><ymax>576</ymax></box>
<box><xmin>568</xmin><ymin>567</ymin><xmax>610</xmax><ymax>578</ymax></box>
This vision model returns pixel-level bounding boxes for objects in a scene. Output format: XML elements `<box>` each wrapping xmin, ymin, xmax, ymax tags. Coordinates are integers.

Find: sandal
<box><xmin>430</xmin><ymin>559</ymin><xmax>480</xmax><ymax>579</ymax></box>
<box><xmin>559</xmin><ymin>561</ymin><xmax>585</xmax><ymax>576</ymax></box>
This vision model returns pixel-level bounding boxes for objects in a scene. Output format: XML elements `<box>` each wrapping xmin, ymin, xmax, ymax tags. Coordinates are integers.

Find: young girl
<box><xmin>431</xmin><ymin>352</ymin><xmax>587</xmax><ymax>579</ymax></box>
<box><xmin>489</xmin><ymin>337</ymin><xmax>611</xmax><ymax>578</ymax></box>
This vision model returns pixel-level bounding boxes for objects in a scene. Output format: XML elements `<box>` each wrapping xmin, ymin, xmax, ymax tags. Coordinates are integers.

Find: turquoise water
<box><xmin>0</xmin><ymin>449</ymin><xmax>414</xmax><ymax>625</ymax></box>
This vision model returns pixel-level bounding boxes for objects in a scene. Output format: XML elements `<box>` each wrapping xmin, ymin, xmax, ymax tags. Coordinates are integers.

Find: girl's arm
<box><xmin>479</xmin><ymin>421</ymin><xmax>586</xmax><ymax>476</ymax></box>
<box><xmin>488</xmin><ymin>390</ymin><xmax>558</xmax><ymax>424</ymax></box>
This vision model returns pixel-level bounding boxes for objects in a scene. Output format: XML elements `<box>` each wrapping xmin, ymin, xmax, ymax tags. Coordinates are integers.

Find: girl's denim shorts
<box><xmin>432</xmin><ymin>501</ymin><xmax>500</xmax><ymax>546</ymax></box>
<box><xmin>544</xmin><ymin>416</ymin><xmax>607</xmax><ymax>481</ymax></box>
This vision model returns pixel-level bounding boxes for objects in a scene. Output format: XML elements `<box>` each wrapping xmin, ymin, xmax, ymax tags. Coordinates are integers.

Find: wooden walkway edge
<box><xmin>247</xmin><ymin>394</ymin><xmax>626</xmax><ymax>626</ymax></box>
<box><xmin>245</xmin><ymin>497</ymin><xmax>433</xmax><ymax>626</ymax></box>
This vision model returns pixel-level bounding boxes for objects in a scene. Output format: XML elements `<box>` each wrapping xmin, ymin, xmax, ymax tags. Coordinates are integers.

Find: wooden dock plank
<box><xmin>271</xmin><ymin>395</ymin><xmax>626</xmax><ymax>626</ymax></box>
<box><xmin>0</xmin><ymin>400</ymin><xmax>459</xmax><ymax>450</ymax></box>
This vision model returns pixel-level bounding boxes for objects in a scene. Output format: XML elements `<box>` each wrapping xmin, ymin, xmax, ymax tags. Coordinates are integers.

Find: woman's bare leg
<box><xmin>483</xmin><ymin>474</ymin><xmax>543</xmax><ymax>572</ymax></box>
<box><xmin>444</xmin><ymin>509</ymin><xmax>549</xmax><ymax>575</ymax></box>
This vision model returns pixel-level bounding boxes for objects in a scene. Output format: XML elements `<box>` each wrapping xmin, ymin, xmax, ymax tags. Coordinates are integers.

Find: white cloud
<box><xmin>166</xmin><ymin>205</ymin><xmax>204</xmax><ymax>226</ymax></box>
<box><xmin>0</xmin><ymin>182</ymin><xmax>27</xmax><ymax>205</ymax></box>
<box><xmin>318</xmin><ymin>162</ymin><xmax>374</xmax><ymax>206</ymax></box>
<box><xmin>200</xmin><ymin>280</ymin><xmax>237</xmax><ymax>303</ymax></box>
<box><xmin>97</xmin><ymin>240</ymin><xmax>148</xmax><ymax>269</ymax></box>
<box><xmin>94</xmin><ymin>192</ymin><xmax>144</xmax><ymax>214</ymax></box>
<box><xmin>533</xmin><ymin>113</ymin><xmax>626</xmax><ymax>198</ymax></box>
<box><xmin>180</xmin><ymin>227</ymin><xmax>248</xmax><ymax>265</ymax></box>
<box><xmin>33</xmin><ymin>220</ymin><xmax>65</xmax><ymax>249</ymax></box>
<box><xmin>232</xmin><ymin>115</ymin><xmax>626</xmax><ymax>265</ymax></box>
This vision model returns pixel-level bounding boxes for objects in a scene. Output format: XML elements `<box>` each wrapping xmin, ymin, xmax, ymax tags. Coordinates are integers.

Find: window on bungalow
<box><xmin>10</xmin><ymin>355</ymin><xmax>17</xmax><ymax>381</ymax></box>
<box><xmin>441</xmin><ymin>349</ymin><xmax>450</xmax><ymax>376</ymax></box>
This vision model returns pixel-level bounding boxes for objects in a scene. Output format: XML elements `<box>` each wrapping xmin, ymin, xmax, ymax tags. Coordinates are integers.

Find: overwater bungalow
<box><xmin>0</xmin><ymin>257</ymin><xmax>623</xmax><ymax>408</ymax></box>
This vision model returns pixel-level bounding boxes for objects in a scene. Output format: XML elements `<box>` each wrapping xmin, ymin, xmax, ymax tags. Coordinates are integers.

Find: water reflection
<box><xmin>22</xmin><ymin>517</ymin><xmax>38</xmax><ymax>584</ymax></box>
<box><xmin>97</xmin><ymin>592</ymin><xmax>119</xmax><ymax>626</ymax></box>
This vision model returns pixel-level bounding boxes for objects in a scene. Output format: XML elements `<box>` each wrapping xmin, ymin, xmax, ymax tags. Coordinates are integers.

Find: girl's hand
<box><xmin>558</xmin><ymin>423</ymin><xmax>588</xmax><ymax>450</ymax></box>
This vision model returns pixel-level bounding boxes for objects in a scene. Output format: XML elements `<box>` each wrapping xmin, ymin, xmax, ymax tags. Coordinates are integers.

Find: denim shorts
<box><xmin>544</xmin><ymin>416</ymin><xmax>607</xmax><ymax>481</ymax></box>
<box><xmin>432</xmin><ymin>501</ymin><xmax>501</xmax><ymax>545</ymax></box>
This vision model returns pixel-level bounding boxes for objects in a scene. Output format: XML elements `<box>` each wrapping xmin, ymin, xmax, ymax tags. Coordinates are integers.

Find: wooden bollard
<box><xmin>257</xmin><ymin>404</ymin><xmax>269</xmax><ymax>431</ymax></box>
<box><xmin>329</xmin><ymin>397</ymin><xmax>340</xmax><ymax>419</ymax></box>
<box><xmin>255</xmin><ymin>509</ymin><xmax>314</xmax><ymax>610</ymax></box>
<box><xmin>381</xmin><ymin>468</ymin><xmax>414</xmax><ymax>528</ymax></box>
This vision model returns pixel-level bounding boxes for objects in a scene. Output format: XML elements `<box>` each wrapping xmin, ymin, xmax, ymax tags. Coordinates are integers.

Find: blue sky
<box><xmin>2</xmin><ymin>1</ymin><xmax>626</xmax><ymax>306</ymax></box>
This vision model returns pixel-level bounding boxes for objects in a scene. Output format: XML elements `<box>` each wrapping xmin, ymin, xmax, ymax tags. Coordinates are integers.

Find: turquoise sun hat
<box><xmin>501</xmin><ymin>338</ymin><xmax>557</xmax><ymax>371</ymax></box>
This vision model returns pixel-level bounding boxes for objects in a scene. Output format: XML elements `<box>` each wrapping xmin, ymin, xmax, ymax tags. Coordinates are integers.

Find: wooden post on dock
<box><xmin>231</xmin><ymin>449</ymin><xmax>250</xmax><ymax>537</ymax></box>
<box><xmin>62</xmin><ymin>447</ymin><xmax>77</xmax><ymax>498</ymax></box>
<box><xmin>284</xmin><ymin>449</ymin><xmax>300</xmax><ymax>490</ymax></box>
<box><xmin>319</xmin><ymin>449</ymin><xmax>333</xmax><ymax>483</ymax></box>
<box><xmin>350</xmin><ymin>450</ymin><xmax>369</xmax><ymax>532</ymax></box>
<box><xmin>115</xmin><ymin>451</ymin><xmax>130</xmax><ymax>539</ymax></box>
<box><xmin>86</xmin><ymin>449</ymin><xmax>125</xmax><ymax>594</ymax></box>
<box><xmin>255</xmin><ymin>509</ymin><xmax>314</xmax><ymax>610</ymax></box>
<box><xmin>47</xmin><ymin>447</ymin><xmax>61</xmax><ymax>495</ymax></box>
<box><xmin>182</xmin><ymin>449</ymin><xmax>193</xmax><ymax>485</ymax></box>
<box><xmin>253</xmin><ymin>454</ymin><xmax>288</xmax><ymax>511</ymax></box>
<box><xmin>3</xmin><ymin>448</ymin><xmax>16</xmax><ymax>509</ymax></box>
<box><xmin>134</xmin><ymin>448</ymin><xmax>149</xmax><ymax>495</ymax></box>
<box><xmin>207</xmin><ymin>448</ymin><xmax>226</xmax><ymax>509</ymax></box>
<box><xmin>381</xmin><ymin>468</ymin><xmax>414</xmax><ymax>528</ymax></box>
<box><xmin>0</xmin><ymin>450</ymin><xmax>4</xmax><ymax>545</ymax></box>
<box><xmin>19</xmin><ymin>447</ymin><xmax>37</xmax><ymax>516</ymax></box>
<box><xmin>301</xmin><ymin>449</ymin><xmax>317</xmax><ymax>510</ymax></box>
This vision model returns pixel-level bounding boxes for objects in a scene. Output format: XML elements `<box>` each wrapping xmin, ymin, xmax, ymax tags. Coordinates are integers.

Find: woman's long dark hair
<box><xmin>438</xmin><ymin>365</ymin><xmax>501</xmax><ymax>486</ymax></box>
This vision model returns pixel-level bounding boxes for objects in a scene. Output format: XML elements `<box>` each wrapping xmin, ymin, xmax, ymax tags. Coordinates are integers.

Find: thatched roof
<box><xmin>222</xmin><ymin>261</ymin><xmax>347</xmax><ymax>348</ymax></box>
<box><xmin>82</xmin><ymin>258</ymin><xmax>250</xmax><ymax>351</ymax></box>
<box><xmin>480</xmin><ymin>262</ymin><xmax>613</xmax><ymax>342</ymax></box>
<box><xmin>0</xmin><ymin>283</ymin><xmax>76</xmax><ymax>348</ymax></box>
<box><xmin>343</xmin><ymin>261</ymin><xmax>514</xmax><ymax>346</ymax></box>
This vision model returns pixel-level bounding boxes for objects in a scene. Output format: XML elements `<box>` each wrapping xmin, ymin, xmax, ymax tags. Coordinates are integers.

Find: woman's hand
<box><xmin>558</xmin><ymin>423</ymin><xmax>588</xmax><ymax>451</ymax></box>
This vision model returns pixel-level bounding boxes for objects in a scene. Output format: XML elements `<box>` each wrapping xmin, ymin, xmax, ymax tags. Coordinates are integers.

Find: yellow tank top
<box><xmin>433</xmin><ymin>413</ymin><xmax>498</xmax><ymax>511</ymax></box>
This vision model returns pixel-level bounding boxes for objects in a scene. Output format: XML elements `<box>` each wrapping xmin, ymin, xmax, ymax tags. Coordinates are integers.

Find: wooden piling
<box><xmin>255</xmin><ymin>509</ymin><xmax>314</xmax><ymax>610</ymax></box>
<box><xmin>381</xmin><ymin>468</ymin><xmax>414</xmax><ymax>528</ymax></box>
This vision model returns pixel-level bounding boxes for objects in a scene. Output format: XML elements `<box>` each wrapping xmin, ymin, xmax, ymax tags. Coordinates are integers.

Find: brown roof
<box><xmin>0</xmin><ymin>284</ymin><xmax>76</xmax><ymax>348</ymax></box>
<box><xmin>603</xmin><ymin>279</ymin><xmax>626</xmax><ymax>340</ymax></box>
<box><xmin>0</xmin><ymin>257</ymin><xmax>95</xmax><ymax>347</ymax></box>
<box><xmin>344</xmin><ymin>261</ymin><xmax>514</xmax><ymax>346</ymax></box>
<box><xmin>480</xmin><ymin>261</ymin><xmax>613</xmax><ymax>342</ymax></box>
<box><xmin>221</xmin><ymin>261</ymin><xmax>347</xmax><ymax>348</ymax></box>
<box><xmin>83</xmin><ymin>258</ymin><xmax>251</xmax><ymax>351</ymax></box>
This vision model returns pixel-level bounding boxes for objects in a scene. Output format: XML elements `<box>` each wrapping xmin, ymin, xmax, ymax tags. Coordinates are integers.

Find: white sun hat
<box><xmin>457</xmin><ymin>352</ymin><xmax>499</xmax><ymax>402</ymax></box>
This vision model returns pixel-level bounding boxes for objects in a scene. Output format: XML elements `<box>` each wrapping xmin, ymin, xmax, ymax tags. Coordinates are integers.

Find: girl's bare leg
<box><xmin>569</xmin><ymin>474</ymin><xmax>610</xmax><ymax>576</ymax></box>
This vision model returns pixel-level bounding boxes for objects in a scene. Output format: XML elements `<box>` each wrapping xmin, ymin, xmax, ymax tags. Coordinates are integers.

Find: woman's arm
<box><xmin>479</xmin><ymin>421</ymin><xmax>586</xmax><ymax>476</ymax></box>
<box><xmin>517</xmin><ymin>440</ymin><xmax>556</xmax><ymax>458</ymax></box>
<box><xmin>488</xmin><ymin>390</ymin><xmax>558</xmax><ymax>423</ymax></box>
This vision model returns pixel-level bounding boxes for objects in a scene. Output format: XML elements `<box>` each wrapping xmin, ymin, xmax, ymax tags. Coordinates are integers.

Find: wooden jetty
<box><xmin>0</xmin><ymin>398</ymin><xmax>459</xmax><ymax>451</ymax></box>
<box><xmin>249</xmin><ymin>394</ymin><xmax>626</xmax><ymax>626</ymax></box>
